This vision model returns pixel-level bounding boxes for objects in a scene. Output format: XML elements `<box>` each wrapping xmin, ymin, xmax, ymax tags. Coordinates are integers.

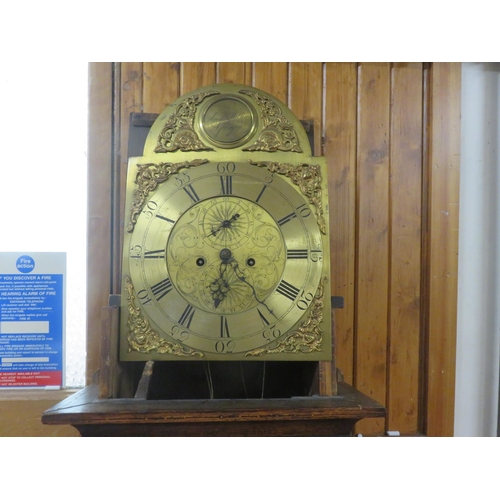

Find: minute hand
<box><xmin>228</xmin><ymin>258</ymin><xmax>276</xmax><ymax>318</ymax></box>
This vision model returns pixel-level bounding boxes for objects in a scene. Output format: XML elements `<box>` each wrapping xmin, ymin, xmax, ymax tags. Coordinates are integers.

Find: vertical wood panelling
<box><xmin>289</xmin><ymin>62</ymin><xmax>332</xmax><ymax>394</ymax></box>
<box><xmin>355</xmin><ymin>62</ymin><xmax>391</xmax><ymax>435</ymax></box>
<box><xmin>253</xmin><ymin>63</ymin><xmax>288</xmax><ymax>104</ymax></box>
<box><xmin>217</xmin><ymin>63</ymin><xmax>253</xmax><ymax>85</ymax></box>
<box><xmin>180</xmin><ymin>63</ymin><xmax>217</xmax><ymax>94</ymax></box>
<box><xmin>387</xmin><ymin>63</ymin><xmax>423</xmax><ymax>434</ymax></box>
<box><xmin>425</xmin><ymin>63</ymin><xmax>461</xmax><ymax>437</ymax></box>
<box><xmin>86</xmin><ymin>62</ymin><xmax>113</xmax><ymax>383</ymax></box>
<box><xmin>143</xmin><ymin>62</ymin><xmax>180</xmax><ymax>113</ymax></box>
<box><xmin>120</xmin><ymin>62</ymin><xmax>144</xmax><ymax>163</ymax></box>
<box><xmin>289</xmin><ymin>62</ymin><xmax>323</xmax><ymax>155</ymax></box>
<box><xmin>116</xmin><ymin>62</ymin><xmax>144</xmax><ymax>291</ymax></box>
<box><xmin>324</xmin><ymin>63</ymin><xmax>357</xmax><ymax>385</ymax></box>
<box><xmin>86</xmin><ymin>62</ymin><xmax>461</xmax><ymax>435</ymax></box>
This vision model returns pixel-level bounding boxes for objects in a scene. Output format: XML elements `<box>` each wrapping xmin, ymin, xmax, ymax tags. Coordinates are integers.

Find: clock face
<box><xmin>121</xmin><ymin>160</ymin><xmax>325</xmax><ymax>359</ymax></box>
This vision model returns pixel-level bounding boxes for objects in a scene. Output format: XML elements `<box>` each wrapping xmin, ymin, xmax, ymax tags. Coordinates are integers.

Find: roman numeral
<box><xmin>287</xmin><ymin>249</ymin><xmax>308</xmax><ymax>259</ymax></box>
<box><xmin>255</xmin><ymin>185</ymin><xmax>267</xmax><ymax>203</ymax></box>
<box><xmin>220</xmin><ymin>316</ymin><xmax>230</xmax><ymax>338</ymax></box>
<box><xmin>277</xmin><ymin>211</ymin><xmax>297</xmax><ymax>226</ymax></box>
<box><xmin>257</xmin><ymin>308</ymin><xmax>271</xmax><ymax>327</ymax></box>
<box><xmin>150</xmin><ymin>277</ymin><xmax>173</xmax><ymax>301</ymax></box>
<box><xmin>178</xmin><ymin>304</ymin><xmax>195</xmax><ymax>328</ymax></box>
<box><xmin>276</xmin><ymin>280</ymin><xmax>300</xmax><ymax>301</ymax></box>
<box><xmin>220</xmin><ymin>176</ymin><xmax>233</xmax><ymax>195</ymax></box>
<box><xmin>144</xmin><ymin>249</ymin><xmax>165</xmax><ymax>259</ymax></box>
<box><xmin>183</xmin><ymin>185</ymin><xmax>200</xmax><ymax>204</ymax></box>
<box><xmin>156</xmin><ymin>214</ymin><xmax>176</xmax><ymax>224</ymax></box>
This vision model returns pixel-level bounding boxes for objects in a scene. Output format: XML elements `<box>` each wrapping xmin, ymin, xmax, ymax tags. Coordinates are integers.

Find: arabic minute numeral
<box><xmin>137</xmin><ymin>289</ymin><xmax>152</xmax><ymax>305</ymax></box>
<box><xmin>174</xmin><ymin>172</ymin><xmax>191</xmax><ymax>187</ymax></box>
<box><xmin>216</xmin><ymin>162</ymin><xmax>236</xmax><ymax>173</ymax></box>
<box><xmin>310</xmin><ymin>250</ymin><xmax>323</xmax><ymax>262</ymax></box>
<box><xmin>170</xmin><ymin>325</ymin><xmax>189</xmax><ymax>342</ymax></box>
<box><xmin>296</xmin><ymin>290</ymin><xmax>314</xmax><ymax>311</ymax></box>
<box><xmin>262</xmin><ymin>327</ymin><xmax>281</xmax><ymax>342</ymax></box>
<box><xmin>142</xmin><ymin>200</ymin><xmax>158</xmax><ymax>219</ymax></box>
<box><xmin>215</xmin><ymin>340</ymin><xmax>235</xmax><ymax>353</ymax></box>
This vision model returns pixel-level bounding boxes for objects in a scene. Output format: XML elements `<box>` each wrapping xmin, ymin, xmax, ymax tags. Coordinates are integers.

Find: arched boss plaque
<box><xmin>120</xmin><ymin>84</ymin><xmax>331</xmax><ymax>362</ymax></box>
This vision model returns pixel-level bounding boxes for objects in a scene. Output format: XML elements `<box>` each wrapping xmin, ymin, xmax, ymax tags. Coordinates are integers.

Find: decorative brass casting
<box><xmin>246</xmin><ymin>277</ymin><xmax>327</xmax><ymax>356</ymax></box>
<box><xmin>155</xmin><ymin>91</ymin><xmax>219</xmax><ymax>152</ymax></box>
<box><xmin>127</xmin><ymin>159</ymin><xmax>208</xmax><ymax>232</ymax></box>
<box><xmin>240</xmin><ymin>90</ymin><xmax>302</xmax><ymax>152</ymax></box>
<box><xmin>125</xmin><ymin>276</ymin><xmax>204</xmax><ymax>357</ymax></box>
<box><xmin>249</xmin><ymin>160</ymin><xmax>326</xmax><ymax>234</ymax></box>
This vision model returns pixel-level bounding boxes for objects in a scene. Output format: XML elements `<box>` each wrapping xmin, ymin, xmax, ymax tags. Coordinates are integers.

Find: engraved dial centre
<box><xmin>166</xmin><ymin>196</ymin><xmax>286</xmax><ymax>315</ymax></box>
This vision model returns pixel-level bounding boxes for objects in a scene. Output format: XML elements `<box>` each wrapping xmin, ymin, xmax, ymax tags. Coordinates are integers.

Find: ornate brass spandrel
<box><xmin>245</xmin><ymin>276</ymin><xmax>328</xmax><ymax>357</ymax></box>
<box><xmin>124</xmin><ymin>276</ymin><xmax>204</xmax><ymax>357</ymax></box>
<box><xmin>249</xmin><ymin>160</ymin><xmax>326</xmax><ymax>234</ymax></box>
<box><xmin>154</xmin><ymin>91</ymin><xmax>219</xmax><ymax>152</ymax></box>
<box><xmin>127</xmin><ymin>159</ymin><xmax>208</xmax><ymax>232</ymax></box>
<box><xmin>239</xmin><ymin>89</ymin><xmax>302</xmax><ymax>153</ymax></box>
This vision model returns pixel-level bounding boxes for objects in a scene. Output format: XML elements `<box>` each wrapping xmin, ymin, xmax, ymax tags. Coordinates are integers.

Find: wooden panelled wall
<box><xmin>87</xmin><ymin>62</ymin><xmax>461</xmax><ymax>436</ymax></box>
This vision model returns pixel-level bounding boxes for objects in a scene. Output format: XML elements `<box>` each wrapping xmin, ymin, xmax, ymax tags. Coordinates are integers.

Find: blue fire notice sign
<box><xmin>0</xmin><ymin>252</ymin><xmax>66</xmax><ymax>388</ymax></box>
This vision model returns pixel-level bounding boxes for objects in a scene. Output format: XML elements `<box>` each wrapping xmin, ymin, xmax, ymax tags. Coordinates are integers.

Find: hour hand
<box><xmin>209</xmin><ymin>262</ymin><xmax>230</xmax><ymax>309</ymax></box>
<box><xmin>210</xmin><ymin>213</ymin><xmax>240</xmax><ymax>236</ymax></box>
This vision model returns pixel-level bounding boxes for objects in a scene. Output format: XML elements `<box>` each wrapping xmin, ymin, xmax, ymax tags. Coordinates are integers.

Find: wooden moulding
<box><xmin>42</xmin><ymin>381</ymin><xmax>385</xmax><ymax>437</ymax></box>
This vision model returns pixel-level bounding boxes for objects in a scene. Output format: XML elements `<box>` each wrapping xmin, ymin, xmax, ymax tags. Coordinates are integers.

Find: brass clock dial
<box><xmin>120</xmin><ymin>82</ymin><xmax>331</xmax><ymax>363</ymax></box>
<box><xmin>121</xmin><ymin>160</ymin><xmax>327</xmax><ymax>360</ymax></box>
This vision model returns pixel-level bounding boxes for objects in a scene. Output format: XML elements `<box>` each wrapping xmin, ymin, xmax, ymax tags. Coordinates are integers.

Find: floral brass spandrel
<box><xmin>155</xmin><ymin>91</ymin><xmax>219</xmax><ymax>152</ymax></box>
<box><xmin>249</xmin><ymin>160</ymin><xmax>326</xmax><ymax>234</ymax></box>
<box><xmin>124</xmin><ymin>276</ymin><xmax>204</xmax><ymax>357</ymax></box>
<box><xmin>245</xmin><ymin>277</ymin><xmax>327</xmax><ymax>357</ymax></box>
<box><xmin>239</xmin><ymin>90</ymin><xmax>302</xmax><ymax>153</ymax></box>
<box><xmin>127</xmin><ymin>159</ymin><xmax>208</xmax><ymax>232</ymax></box>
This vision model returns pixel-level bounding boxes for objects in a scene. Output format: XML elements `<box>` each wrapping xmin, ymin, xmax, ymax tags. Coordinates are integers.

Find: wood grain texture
<box><xmin>424</xmin><ymin>63</ymin><xmax>461</xmax><ymax>437</ymax></box>
<box><xmin>181</xmin><ymin>62</ymin><xmax>217</xmax><ymax>94</ymax></box>
<box><xmin>387</xmin><ymin>63</ymin><xmax>423</xmax><ymax>434</ymax></box>
<box><xmin>355</xmin><ymin>62</ymin><xmax>391</xmax><ymax>435</ymax></box>
<box><xmin>217</xmin><ymin>62</ymin><xmax>253</xmax><ymax>85</ymax></box>
<box><xmin>116</xmin><ymin>62</ymin><xmax>144</xmax><ymax>291</ymax></box>
<box><xmin>253</xmin><ymin>62</ymin><xmax>288</xmax><ymax>104</ymax></box>
<box><xmin>143</xmin><ymin>62</ymin><xmax>180</xmax><ymax>113</ymax></box>
<box><xmin>289</xmin><ymin>62</ymin><xmax>323</xmax><ymax>155</ymax></box>
<box><xmin>42</xmin><ymin>383</ymin><xmax>385</xmax><ymax>436</ymax></box>
<box><xmin>324</xmin><ymin>63</ymin><xmax>357</xmax><ymax>385</ymax></box>
<box><xmin>86</xmin><ymin>62</ymin><xmax>113</xmax><ymax>384</ymax></box>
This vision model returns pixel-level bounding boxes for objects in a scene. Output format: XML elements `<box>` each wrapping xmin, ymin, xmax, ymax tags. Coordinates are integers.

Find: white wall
<box><xmin>455</xmin><ymin>62</ymin><xmax>500</xmax><ymax>436</ymax></box>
